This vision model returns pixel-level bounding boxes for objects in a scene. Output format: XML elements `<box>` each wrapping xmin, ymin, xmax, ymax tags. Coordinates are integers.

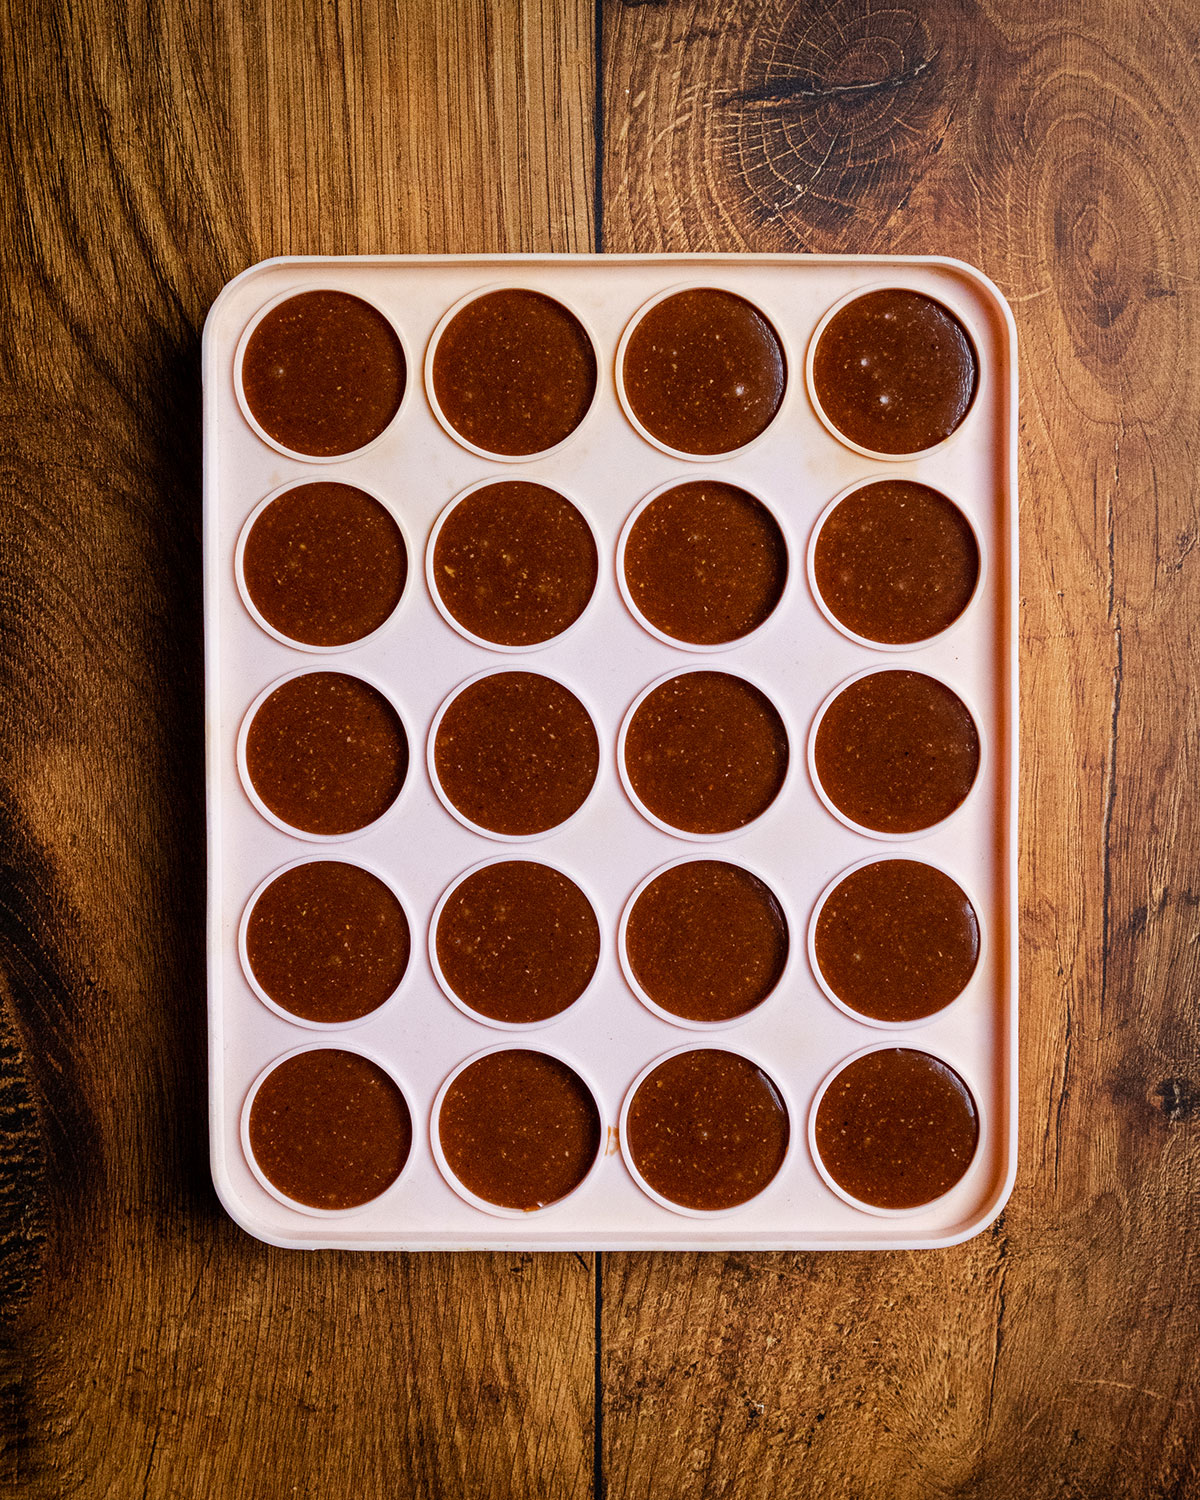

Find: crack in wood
<box><xmin>726</xmin><ymin>53</ymin><xmax>936</xmax><ymax>109</ymax></box>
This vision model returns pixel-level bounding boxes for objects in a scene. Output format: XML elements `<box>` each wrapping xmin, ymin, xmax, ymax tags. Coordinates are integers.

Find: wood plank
<box><xmin>0</xmin><ymin>2</ymin><xmax>596</xmax><ymax>1496</ymax></box>
<box><xmin>600</xmin><ymin>1</ymin><xmax>1200</xmax><ymax>1495</ymax></box>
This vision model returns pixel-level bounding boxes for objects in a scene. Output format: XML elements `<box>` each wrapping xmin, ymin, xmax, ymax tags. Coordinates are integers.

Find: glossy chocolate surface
<box><xmin>241</xmin><ymin>290</ymin><xmax>406</xmax><ymax>457</ymax></box>
<box><xmin>438</xmin><ymin>1050</ymin><xmax>601</xmax><ymax>1210</ymax></box>
<box><xmin>432</xmin><ymin>288</ymin><xmax>596</xmax><ymax>456</ymax></box>
<box><xmin>246</xmin><ymin>861</ymin><xmax>410</xmax><ymax>1025</ymax></box>
<box><xmin>245</xmin><ymin>672</ymin><xmax>408</xmax><ymax>836</ymax></box>
<box><xmin>814</xmin><ymin>1048</ymin><xmax>979</xmax><ymax>1209</ymax></box>
<box><xmin>626</xmin><ymin>1049</ymin><xmax>789</xmax><ymax>1211</ymax></box>
<box><xmin>433</xmin><ymin>481</ymin><xmax>597</xmax><ymax>646</ymax></box>
<box><xmin>434</xmin><ymin>671</ymin><xmax>598</xmax><ymax>836</ymax></box>
<box><xmin>812</xmin><ymin>288</ymin><xmax>977</xmax><ymax>455</ymax></box>
<box><xmin>622</xmin><ymin>288</ymin><xmax>785</xmax><ymax>455</ymax></box>
<box><xmin>624</xmin><ymin>671</ymin><xmax>789</xmax><ymax>834</ymax></box>
<box><xmin>624</xmin><ymin>481</ymin><xmax>786</xmax><ymax>645</ymax></box>
<box><xmin>243</xmin><ymin>481</ymin><xmax>407</xmax><ymax>647</ymax></box>
<box><xmin>814</xmin><ymin>859</ymin><xmax>979</xmax><ymax>1023</ymax></box>
<box><xmin>437</xmin><ymin>861</ymin><xmax>600</xmax><ymax>1024</ymax></box>
<box><xmin>248</xmin><ymin>1049</ymin><xmax>411</xmax><ymax>1210</ymax></box>
<box><xmin>813</xmin><ymin>670</ymin><xmax>979</xmax><ymax>834</ymax></box>
<box><xmin>813</xmin><ymin>480</ymin><xmax>978</xmax><ymax>644</ymax></box>
<box><xmin>625</xmin><ymin>861</ymin><xmax>788</xmax><ymax>1023</ymax></box>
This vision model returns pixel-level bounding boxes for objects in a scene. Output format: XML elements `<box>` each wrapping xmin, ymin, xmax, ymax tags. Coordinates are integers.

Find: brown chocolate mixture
<box><xmin>433</xmin><ymin>481</ymin><xmax>598</xmax><ymax>647</ymax></box>
<box><xmin>248</xmin><ymin>1048</ymin><xmax>412</xmax><ymax>1210</ymax></box>
<box><xmin>622</xmin><ymin>288</ymin><xmax>786</xmax><ymax>455</ymax></box>
<box><xmin>242</xmin><ymin>482</ymin><xmax>408</xmax><ymax>648</ymax></box>
<box><xmin>813</xmin><ymin>670</ymin><xmax>979</xmax><ymax>834</ymax></box>
<box><xmin>625</xmin><ymin>861</ymin><xmax>788</xmax><ymax>1023</ymax></box>
<box><xmin>436</xmin><ymin>861</ymin><xmax>600</xmax><ymax>1024</ymax></box>
<box><xmin>624</xmin><ymin>671</ymin><xmax>789</xmax><ymax>835</ymax></box>
<box><xmin>246</xmin><ymin>861</ymin><xmax>411</xmax><ymax>1025</ymax></box>
<box><xmin>438</xmin><ymin>1050</ymin><xmax>601</xmax><ymax>1210</ymax></box>
<box><xmin>623</xmin><ymin>481</ymin><xmax>787</xmax><ymax>646</ymax></box>
<box><xmin>814</xmin><ymin>859</ymin><xmax>980</xmax><ymax>1024</ymax></box>
<box><xmin>434</xmin><ymin>672</ymin><xmax>598</xmax><ymax>836</ymax></box>
<box><xmin>245</xmin><ymin>672</ymin><xmax>408</xmax><ymax>836</ymax></box>
<box><xmin>813</xmin><ymin>480</ymin><xmax>979</xmax><ymax>645</ymax></box>
<box><xmin>811</xmin><ymin>288</ymin><xmax>977</xmax><ymax>455</ymax></box>
<box><xmin>814</xmin><ymin>1048</ymin><xmax>979</xmax><ymax>1210</ymax></box>
<box><xmin>432</xmin><ymin>288</ymin><xmax>597</xmax><ymax>456</ymax></box>
<box><xmin>241</xmin><ymin>290</ymin><xmax>406</xmax><ymax>457</ymax></box>
<box><xmin>625</xmin><ymin>1049</ymin><xmax>789</xmax><ymax>1211</ymax></box>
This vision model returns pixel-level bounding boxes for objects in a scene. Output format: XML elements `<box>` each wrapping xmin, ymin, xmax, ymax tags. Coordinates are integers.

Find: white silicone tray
<box><xmin>204</xmin><ymin>254</ymin><xmax>1017</xmax><ymax>1250</ymax></box>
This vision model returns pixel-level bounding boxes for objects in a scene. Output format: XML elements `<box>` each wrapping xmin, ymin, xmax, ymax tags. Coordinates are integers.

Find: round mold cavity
<box><xmin>235</xmin><ymin>478</ymin><xmax>412</xmax><ymax>654</ymax></box>
<box><xmin>429</xmin><ymin>854</ymin><xmax>603</xmax><ymax>1031</ymax></box>
<box><xmin>617</xmin><ymin>665</ymin><xmax>793</xmax><ymax>842</ymax></box>
<box><xmin>239</xmin><ymin>855</ymin><xmax>414</xmax><ymax>1032</ymax></box>
<box><xmin>618</xmin><ymin>1043</ymin><xmax>795</xmax><ymax>1219</ymax></box>
<box><xmin>617</xmin><ymin>854</ymin><xmax>794</xmax><ymax>1031</ymax></box>
<box><xmin>806</xmin><ymin>475</ymin><xmax>985</xmax><ymax>653</ymax></box>
<box><xmin>423</xmin><ymin>283</ymin><xmax>601</xmax><ymax>463</ymax></box>
<box><xmin>425</xmin><ymin>476</ymin><xmax>600</xmax><ymax>654</ymax></box>
<box><xmin>234</xmin><ymin>285</ymin><xmax>411</xmax><ymax>464</ymax></box>
<box><xmin>806</xmin><ymin>664</ymin><xmax>985</xmax><ymax>842</ymax></box>
<box><xmin>616</xmin><ymin>476</ymin><xmax>792</xmax><ymax>653</ymax></box>
<box><xmin>430</xmin><ymin>1043</ymin><xmax>605</xmax><ymax>1219</ymax></box>
<box><xmin>237</xmin><ymin>666</ymin><xmax>411</xmax><ymax>843</ymax></box>
<box><xmin>427</xmin><ymin>666</ymin><xmax>601</xmax><ymax>843</ymax></box>
<box><xmin>807</xmin><ymin>852</ymin><xmax>984</xmax><ymax>1031</ymax></box>
<box><xmin>614</xmin><ymin>283</ymin><xmax>791</xmax><ymax>463</ymax></box>
<box><xmin>807</xmin><ymin>1042</ymin><xmax>984</xmax><ymax>1218</ymax></box>
<box><xmin>240</xmin><ymin>1042</ymin><xmax>416</xmax><ymax>1218</ymax></box>
<box><xmin>805</xmin><ymin>282</ymin><xmax>983</xmax><ymax>463</ymax></box>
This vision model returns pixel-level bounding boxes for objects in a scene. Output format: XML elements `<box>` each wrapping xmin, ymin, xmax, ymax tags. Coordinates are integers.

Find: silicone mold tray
<box><xmin>203</xmin><ymin>254</ymin><xmax>1017</xmax><ymax>1250</ymax></box>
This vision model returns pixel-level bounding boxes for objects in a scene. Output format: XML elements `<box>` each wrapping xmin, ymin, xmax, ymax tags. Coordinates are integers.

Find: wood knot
<box><xmin>723</xmin><ymin>0</ymin><xmax>964</xmax><ymax>233</ymax></box>
<box><xmin>1154</xmin><ymin>1078</ymin><xmax>1197</xmax><ymax>1122</ymax></box>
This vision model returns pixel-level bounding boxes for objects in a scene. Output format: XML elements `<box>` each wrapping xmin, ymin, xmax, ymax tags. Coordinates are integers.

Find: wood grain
<box><xmin>5</xmin><ymin>0</ymin><xmax>1199</xmax><ymax>1494</ymax></box>
<box><xmin>0</xmin><ymin>2</ymin><xmax>596</xmax><ymax>1496</ymax></box>
<box><xmin>601</xmin><ymin>1</ymin><xmax>1200</xmax><ymax>1496</ymax></box>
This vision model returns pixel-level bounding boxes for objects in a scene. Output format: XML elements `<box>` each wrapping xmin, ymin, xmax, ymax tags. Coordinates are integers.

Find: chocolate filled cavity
<box><xmin>242</xmin><ymin>482</ymin><xmax>407</xmax><ymax>647</ymax></box>
<box><xmin>813</xmin><ymin>481</ymin><xmax>979</xmax><ymax>644</ymax></box>
<box><xmin>433</xmin><ymin>482</ymin><xmax>597</xmax><ymax>647</ymax></box>
<box><xmin>434</xmin><ymin>671</ymin><xmax>598</xmax><ymax>837</ymax></box>
<box><xmin>246</xmin><ymin>861</ymin><xmax>410</xmax><ymax>1025</ymax></box>
<box><xmin>626</xmin><ymin>1049</ymin><xmax>789</xmax><ymax>1211</ymax></box>
<box><xmin>624</xmin><ymin>671</ymin><xmax>789</xmax><ymax>835</ymax></box>
<box><xmin>813</xmin><ymin>670</ymin><xmax>979</xmax><ymax>834</ymax></box>
<box><xmin>436</xmin><ymin>861</ymin><xmax>600</xmax><ymax>1025</ymax></box>
<box><xmin>240</xmin><ymin>290</ymin><xmax>406</xmax><ymax>457</ymax></box>
<box><xmin>625</xmin><ymin>861</ymin><xmax>788</xmax><ymax>1023</ymax></box>
<box><xmin>811</xmin><ymin>288</ymin><xmax>977</xmax><ymax>455</ymax></box>
<box><xmin>623</xmin><ymin>481</ymin><xmax>787</xmax><ymax>645</ymax></box>
<box><xmin>814</xmin><ymin>1048</ymin><xmax>979</xmax><ymax>1210</ymax></box>
<box><xmin>438</xmin><ymin>1050</ymin><xmax>601</xmax><ymax>1210</ymax></box>
<box><xmin>248</xmin><ymin>1048</ymin><xmax>411</xmax><ymax>1210</ymax></box>
<box><xmin>814</xmin><ymin>860</ymin><xmax>980</xmax><ymax>1024</ymax></box>
<box><xmin>432</xmin><ymin>289</ymin><xmax>597</xmax><ymax>456</ymax></box>
<box><xmin>245</xmin><ymin>672</ymin><xmax>408</xmax><ymax>836</ymax></box>
<box><xmin>622</xmin><ymin>289</ymin><xmax>786</xmax><ymax>455</ymax></box>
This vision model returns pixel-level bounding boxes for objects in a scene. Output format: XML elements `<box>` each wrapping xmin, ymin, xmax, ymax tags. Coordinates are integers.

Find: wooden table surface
<box><xmin>3</xmin><ymin>2</ymin><xmax>1198</xmax><ymax>1495</ymax></box>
